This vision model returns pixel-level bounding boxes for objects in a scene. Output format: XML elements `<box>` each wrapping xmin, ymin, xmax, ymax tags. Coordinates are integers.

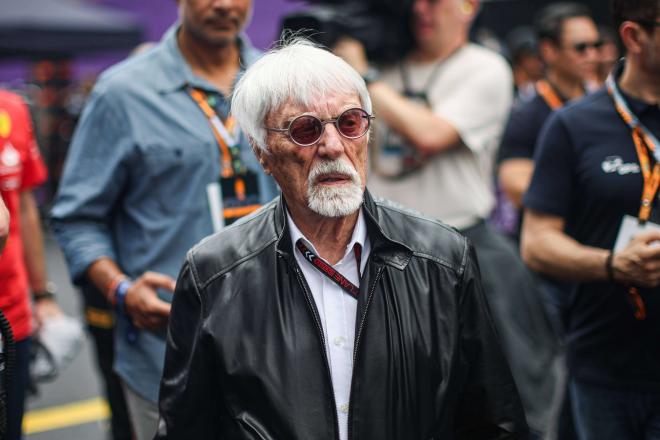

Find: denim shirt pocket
<box><xmin>142</xmin><ymin>142</ymin><xmax>214</xmax><ymax>214</ymax></box>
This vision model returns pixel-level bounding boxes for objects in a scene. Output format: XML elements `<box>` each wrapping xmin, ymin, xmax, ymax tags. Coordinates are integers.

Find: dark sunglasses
<box><xmin>569</xmin><ymin>40</ymin><xmax>604</xmax><ymax>53</ymax></box>
<box><xmin>265</xmin><ymin>108</ymin><xmax>374</xmax><ymax>147</ymax></box>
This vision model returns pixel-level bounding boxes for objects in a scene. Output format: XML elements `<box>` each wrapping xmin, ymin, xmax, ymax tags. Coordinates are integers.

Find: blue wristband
<box><xmin>115</xmin><ymin>279</ymin><xmax>133</xmax><ymax>314</ymax></box>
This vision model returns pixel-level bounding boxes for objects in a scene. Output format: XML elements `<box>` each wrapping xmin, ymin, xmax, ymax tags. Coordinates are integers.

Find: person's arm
<box><xmin>156</xmin><ymin>259</ymin><xmax>220</xmax><ymax>439</ymax></box>
<box><xmin>0</xmin><ymin>195</ymin><xmax>8</xmax><ymax>253</ymax></box>
<box><xmin>454</xmin><ymin>244</ymin><xmax>528</xmax><ymax>439</ymax></box>
<box><xmin>50</xmin><ymin>90</ymin><xmax>173</xmax><ymax>330</ymax></box>
<box><xmin>19</xmin><ymin>191</ymin><xmax>62</xmax><ymax>326</ymax></box>
<box><xmin>521</xmin><ymin>209</ymin><xmax>660</xmax><ymax>286</ymax></box>
<box><xmin>333</xmin><ymin>38</ymin><xmax>460</xmax><ymax>154</ymax></box>
<box><xmin>498</xmin><ymin>159</ymin><xmax>534</xmax><ymax>208</ymax></box>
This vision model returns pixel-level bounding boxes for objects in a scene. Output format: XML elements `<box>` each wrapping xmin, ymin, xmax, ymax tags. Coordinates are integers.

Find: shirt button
<box><xmin>333</xmin><ymin>336</ymin><xmax>346</xmax><ymax>347</ymax></box>
<box><xmin>339</xmin><ymin>403</ymin><xmax>349</xmax><ymax>414</ymax></box>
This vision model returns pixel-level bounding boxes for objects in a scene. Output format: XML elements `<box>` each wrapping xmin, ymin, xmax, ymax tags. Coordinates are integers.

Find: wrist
<box><xmin>33</xmin><ymin>281</ymin><xmax>57</xmax><ymax>302</ymax></box>
<box><xmin>605</xmin><ymin>251</ymin><xmax>616</xmax><ymax>283</ymax></box>
<box><xmin>115</xmin><ymin>280</ymin><xmax>133</xmax><ymax>314</ymax></box>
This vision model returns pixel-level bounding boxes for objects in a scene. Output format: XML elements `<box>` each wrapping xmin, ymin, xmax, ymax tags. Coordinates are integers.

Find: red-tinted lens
<box><xmin>337</xmin><ymin>108</ymin><xmax>369</xmax><ymax>138</ymax></box>
<box><xmin>289</xmin><ymin>115</ymin><xmax>323</xmax><ymax>145</ymax></box>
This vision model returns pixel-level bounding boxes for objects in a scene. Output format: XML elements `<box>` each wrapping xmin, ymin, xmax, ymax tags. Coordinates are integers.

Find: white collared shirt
<box><xmin>287</xmin><ymin>209</ymin><xmax>371</xmax><ymax>440</ymax></box>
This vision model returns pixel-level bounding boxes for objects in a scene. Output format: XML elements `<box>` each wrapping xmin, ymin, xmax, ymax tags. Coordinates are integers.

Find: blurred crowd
<box><xmin>1</xmin><ymin>0</ymin><xmax>659</xmax><ymax>439</ymax></box>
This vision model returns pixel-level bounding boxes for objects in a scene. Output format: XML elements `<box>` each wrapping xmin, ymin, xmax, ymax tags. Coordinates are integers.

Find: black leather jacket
<box><xmin>156</xmin><ymin>191</ymin><xmax>528</xmax><ymax>439</ymax></box>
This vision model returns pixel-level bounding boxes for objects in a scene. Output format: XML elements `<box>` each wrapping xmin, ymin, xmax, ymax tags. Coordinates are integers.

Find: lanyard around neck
<box><xmin>606</xmin><ymin>72</ymin><xmax>660</xmax><ymax>223</ymax></box>
<box><xmin>535</xmin><ymin>80</ymin><xmax>565</xmax><ymax>110</ymax></box>
<box><xmin>400</xmin><ymin>46</ymin><xmax>463</xmax><ymax>104</ymax></box>
<box><xmin>296</xmin><ymin>239</ymin><xmax>362</xmax><ymax>299</ymax></box>
<box><xmin>188</xmin><ymin>88</ymin><xmax>243</xmax><ymax>178</ymax></box>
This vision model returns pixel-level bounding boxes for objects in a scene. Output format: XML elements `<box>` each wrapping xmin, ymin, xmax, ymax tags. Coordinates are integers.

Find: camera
<box><xmin>280</xmin><ymin>0</ymin><xmax>415</xmax><ymax>64</ymax></box>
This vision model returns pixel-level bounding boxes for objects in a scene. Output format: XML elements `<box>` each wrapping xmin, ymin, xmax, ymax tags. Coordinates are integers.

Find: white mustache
<box><xmin>308</xmin><ymin>159</ymin><xmax>360</xmax><ymax>187</ymax></box>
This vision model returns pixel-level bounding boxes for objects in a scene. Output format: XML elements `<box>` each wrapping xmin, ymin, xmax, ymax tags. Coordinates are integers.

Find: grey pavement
<box><xmin>25</xmin><ymin>232</ymin><xmax>107</xmax><ymax>440</ymax></box>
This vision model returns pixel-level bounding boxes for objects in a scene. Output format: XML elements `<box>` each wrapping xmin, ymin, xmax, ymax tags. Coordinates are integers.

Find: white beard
<box><xmin>307</xmin><ymin>159</ymin><xmax>363</xmax><ymax>218</ymax></box>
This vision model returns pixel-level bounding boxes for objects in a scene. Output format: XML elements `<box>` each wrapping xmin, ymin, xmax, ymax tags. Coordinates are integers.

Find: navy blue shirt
<box><xmin>498</xmin><ymin>93</ymin><xmax>554</xmax><ymax>163</ymax></box>
<box><xmin>524</xmin><ymin>86</ymin><xmax>660</xmax><ymax>389</ymax></box>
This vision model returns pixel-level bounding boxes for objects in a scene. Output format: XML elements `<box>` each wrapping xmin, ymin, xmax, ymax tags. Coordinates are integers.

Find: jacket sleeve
<box><xmin>156</xmin><ymin>257</ymin><xmax>222</xmax><ymax>439</ymax></box>
<box><xmin>455</xmin><ymin>242</ymin><xmax>529</xmax><ymax>439</ymax></box>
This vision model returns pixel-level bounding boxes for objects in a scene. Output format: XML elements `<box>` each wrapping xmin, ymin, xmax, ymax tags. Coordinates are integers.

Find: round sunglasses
<box><xmin>264</xmin><ymin>108</ymin><xmax>375</xmax><ymax>147</ymax></box>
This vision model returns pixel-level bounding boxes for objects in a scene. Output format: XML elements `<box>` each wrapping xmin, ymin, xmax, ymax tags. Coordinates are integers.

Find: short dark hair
<box><xmin>611</xmin><ymin>0</ymin><xmax>660</xmax><ymax>32</ymax></box>
<box><xmin>535</xmin><ymin>2</ymin><xmax>593</xmax><ymax>43</ymax></box>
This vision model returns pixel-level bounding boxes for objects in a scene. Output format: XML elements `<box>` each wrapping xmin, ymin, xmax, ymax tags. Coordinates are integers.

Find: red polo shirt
<box><xmin>0</xmin><ymin>90</ymin><xmax>47</xmax><ymax>341</ymax></box>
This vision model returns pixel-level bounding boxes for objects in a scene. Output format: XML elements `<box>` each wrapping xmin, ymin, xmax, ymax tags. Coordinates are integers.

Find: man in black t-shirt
<box><xmin>498</xmin><ymin>2</ymin><xmax>599</xmax><ymax>238</ymax></box>
<box><xmin>521</xmin><ymin>0</ymin><xmax>660</xmax><ymax>438</ymax></box>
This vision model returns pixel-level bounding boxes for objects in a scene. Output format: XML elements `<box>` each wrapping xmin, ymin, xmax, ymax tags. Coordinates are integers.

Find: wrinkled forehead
<box><xmin>266</xmin><ymin>91</ymin><xmax>363</xmax><ymax>125</ymax></box>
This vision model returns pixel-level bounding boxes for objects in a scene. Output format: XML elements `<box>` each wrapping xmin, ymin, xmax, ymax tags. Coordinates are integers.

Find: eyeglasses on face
<box><xmin>264</xmin><ymin>108</ymin><xmax>375</xmax><ymax>147</ymax></box>
<box><xmin>567</xmin><ymin>40</ymin><xmax>604</xmax><ymax>54</ymax></box>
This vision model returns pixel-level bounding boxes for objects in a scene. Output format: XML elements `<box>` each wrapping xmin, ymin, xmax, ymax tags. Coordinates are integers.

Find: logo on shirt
<box><xmin>601</xmin><ymin>156</ymin><xmax>640</xmax><ymax>175</ymax></box>
<box><xmin>0</xmin><ymin>111</ymin><xmax>10</xmax><ymax>139</ymax></box>
<box><xmin>0</xmin><ymin>141</ymin><xmax>21</xmax><ymax>190</ymax></box>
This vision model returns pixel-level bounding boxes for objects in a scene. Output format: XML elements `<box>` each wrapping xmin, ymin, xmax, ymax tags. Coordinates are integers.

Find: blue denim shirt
<box><xmin>51</xmin><ymin>25</ymin><xmax>278</xmax><ymax>403</ymax></box>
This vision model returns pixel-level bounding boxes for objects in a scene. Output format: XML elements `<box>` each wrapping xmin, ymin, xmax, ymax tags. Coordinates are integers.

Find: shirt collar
<box><xmin>287</xmin><ymin>208</ymin><xmax>368</xmax><ymax>263</ymax></box>
<box><xmin>612</xmin><ymin>59</ymin><xmax>657</xmax><ymax>118</ymax></box>
<box><xmin>156</xmin><ymin>23</ymin><xmax>259</xmax><ymax>94</ymax></box>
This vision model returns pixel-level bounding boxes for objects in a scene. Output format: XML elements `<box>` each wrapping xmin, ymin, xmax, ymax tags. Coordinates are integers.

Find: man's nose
<box><xmin>316</xmin><ymin>123</ymin><xmax>345</xmax><ymax>159</ymax></box>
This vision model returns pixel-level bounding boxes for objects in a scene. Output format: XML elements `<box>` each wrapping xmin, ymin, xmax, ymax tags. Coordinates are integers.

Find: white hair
<box><xmin>231</xmin><ymin>38</ymin><xmax>372</xmax><ymax>151</ymax></box>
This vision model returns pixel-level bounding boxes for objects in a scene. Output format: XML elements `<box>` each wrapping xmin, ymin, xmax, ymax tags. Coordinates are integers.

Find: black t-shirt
<box><xmin>524</xmin><ymin>87</ymin><xmax>660</xmax><ymax>390</ymax></box>
<box><xmin>498</xmin><ymin>93</ymin><xmax>554</xmax><ymax>163</ymax></box>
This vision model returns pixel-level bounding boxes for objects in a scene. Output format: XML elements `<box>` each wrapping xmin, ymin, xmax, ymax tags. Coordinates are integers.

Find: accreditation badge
<box><xmin>614</xmin><ymin>214</ymin><xmax>660</xmax><ymax>252</ymax></box>
<box><xmin>206</xmin><ymin>171</ymin><xmax>261</xmax><ymax>232</ymax></box>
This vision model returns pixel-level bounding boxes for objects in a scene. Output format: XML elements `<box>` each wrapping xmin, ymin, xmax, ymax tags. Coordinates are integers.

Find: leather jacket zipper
<box><xmin>347</xmin><ymin>265</ymin><xmax>384</xmax><ymax>440</ymax></box>
<box><xmin>292</xmin><ymin>264</ymin><xmax>342</xmax><ymax>440</ymax></box>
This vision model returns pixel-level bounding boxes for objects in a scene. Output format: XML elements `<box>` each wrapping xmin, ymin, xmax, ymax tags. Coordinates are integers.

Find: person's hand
<box><xmin>612</xmin><ymin>230</ymin><xmax>660</xmax><ymax>287</ymax></box>
<box><xmin>124</xmin><ymin>271</ymin><xmax>175</xmax><ymax>330</ymax></box>
<box><xmin>333</xmin><ymin>37</ymin><xmax>369</xmax><ymax>75</ymax></box>
<box><xmin>33</xmin><ymin>298</ymin><xmax>63</xmax><ymax>332</ymax></box>
<box><xmin>0</xmin><ymin>196</ymin><xmax>8</xmax><ymax>253</ymax></box>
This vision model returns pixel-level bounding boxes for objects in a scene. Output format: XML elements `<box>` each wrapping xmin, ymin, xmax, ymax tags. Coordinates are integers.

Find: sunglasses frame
<box><xmin>265</xmin><ymin>107</ymin><xmax>375</xmax><ymax>147</ymax></box>
<box><xmin>569</xmin><ymin>40</ymin><xmax>604</xmax><ymax>53</ymax></box>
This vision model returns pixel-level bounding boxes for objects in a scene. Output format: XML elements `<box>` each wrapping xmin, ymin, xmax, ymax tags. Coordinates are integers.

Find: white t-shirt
<box><xmin>368</xmin><ymin>44</ymin><xmax>513</xmax><ymax>229</ymax></box>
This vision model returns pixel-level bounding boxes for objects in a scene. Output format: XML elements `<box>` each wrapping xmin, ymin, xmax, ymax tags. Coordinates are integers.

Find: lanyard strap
<box><xmin>188</xmin><ymin>88</ymin><xmax>242</xmax><ymax>178</ymax></box>
<box><xmin>400</xmin><ymin>45</ymin><xmax>463</xmax><ymax>104</ymax></box>
<box><xmin>535</xmin><ymin>80</ymin><xmax>564</xmax><ymax>110</ymax></box>
<box><xmin>296</xmin><ymin>239</ymin><xmax>362</xmax><ymax>299</ymax></box>
<box><xmin>606</xmin><ymin>72</ymin><xmax>660</xmax><ymax>222</ymax></box>
<box><xmin>606</xmin><ymin>64</ymin><xmax>659</xmax><ymax>321</ymax></box>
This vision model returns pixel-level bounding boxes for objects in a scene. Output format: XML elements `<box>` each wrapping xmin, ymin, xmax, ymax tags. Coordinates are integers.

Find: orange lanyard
<box><xmin>188</xmin><ymin>88</ymin><xmax>239</xmax><ymax>178</ymax></box>
<box><xmin>606</xmin><ymin>75</ymin><xmax>660</xmax><ymax>223</ymax></box>
<box><xmin>606</xmin><ymin>71</ymin><xmax>660</xmax><ymax>321</ymax></box>
<box><xmin>535</xmin><ymin>80</ymin><xmax>564</xmax><ymax>110</ymax></box>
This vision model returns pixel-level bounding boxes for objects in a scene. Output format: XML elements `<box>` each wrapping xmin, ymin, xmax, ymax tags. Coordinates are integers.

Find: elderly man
<box><xmin>156</xmin><ymin>40</ymin><xmax>527</xmax><ymax>439</ymax></box>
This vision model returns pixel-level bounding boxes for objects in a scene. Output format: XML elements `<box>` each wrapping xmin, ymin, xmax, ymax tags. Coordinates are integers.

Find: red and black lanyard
<box><xmin>606</xmin><ymin>70</ymin><xmax>660</xmax><ymax>320</ymax></box>
<box><xmin>296</xmin><ymin>239</ymin><xmax>362</xmax><ymax>299</ymax></box>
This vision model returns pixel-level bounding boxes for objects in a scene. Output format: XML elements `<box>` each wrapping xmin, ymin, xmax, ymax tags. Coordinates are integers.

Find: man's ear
<box><xmin>253</xmin><ymin>144</ymin><xmax>272</xmax><ymax>175</ymax></box>
<box><xmin>619</xmin><ymin>21</ymin><xmax>645</xmax><ymax>56</ymax></box>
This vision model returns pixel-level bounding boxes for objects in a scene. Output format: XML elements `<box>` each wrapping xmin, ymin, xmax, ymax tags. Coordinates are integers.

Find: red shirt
<box><xmin>0</xmin><ymin>90</ymin><xmax>47</xmax><ymax>341</ymax></box>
